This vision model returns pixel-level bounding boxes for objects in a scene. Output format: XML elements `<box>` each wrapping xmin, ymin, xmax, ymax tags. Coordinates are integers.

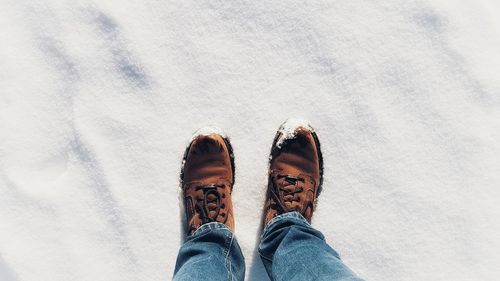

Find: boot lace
<box><xmin>270</xmin><ymin>174</ymin><xmax>306</xmax><ymax>213</ymax></box>
<box><xmin>192</xmin><ymin>184</ymin><xmax>227</xmax><ymax>224</ymax></box>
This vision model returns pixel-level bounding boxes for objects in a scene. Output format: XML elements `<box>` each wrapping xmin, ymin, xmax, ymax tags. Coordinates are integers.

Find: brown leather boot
<box><xmin>181</xmin><ymin>130</ymin><xmax>235</xmax><ymax>235</ymax></box>
<box><xmin>263</xmin><ymin>120</ymin><xmax>323</xmax><ymax>225</ymax></box>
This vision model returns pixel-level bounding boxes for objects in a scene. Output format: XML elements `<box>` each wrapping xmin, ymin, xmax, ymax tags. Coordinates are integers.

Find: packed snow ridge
<box><xmin>190</xmin><ymin>126</ymin><xmax>227</xmax><ymax>141</ymax></box>
<box><xmin>275</xmin><ymin>118</ymin><xmax>314</xmax><ymax>148</ymax></box>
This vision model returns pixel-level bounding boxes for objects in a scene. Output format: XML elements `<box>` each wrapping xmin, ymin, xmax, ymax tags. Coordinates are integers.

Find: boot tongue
<box><xmin>284</xmin><ymin>176</ymin><xmax>298</xmax><ymax>185</ymax></box>
<box><xmin>186</xmin><ymin>180</ymin><xmax>230</xmax><ymax>227</ymax></box>
<box><xmin>205</xmin><ymin>193</ymin><xmax>219</xmax><ymax>212</ymax></box>
<box><xmin>283</xmin><ymin>185</ymin><xmax>297</xmax><ymax>206</ymax></box>
<box><xmin>206</xmin><ymin>193</ymin><xmax>218</xmax><ymax>202</ymax></box>
<box><xmin>274</xmin><ymin>173</ymin><xmax>316</xmax><ymax>216</ymax></box>
<box><xmin>278</xmin><ymin>177</ymin><xmax>301</xmax><ymax>210</ymax></box>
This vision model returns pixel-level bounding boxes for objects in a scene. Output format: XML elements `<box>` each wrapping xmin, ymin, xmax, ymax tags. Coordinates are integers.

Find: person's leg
<box><xmin>259</xmin><ymin>212</ymin><xmax>363</xmax><ymax>281</ymax></box>
<box><xmin>174</xmin><ymin>222</ymin><xmax>245</xmax><ymax>281</ymax></box>
<box><xmin>259</xmin><ymin>119</ymin><xmax>363</xmax><ymax>281</ymax></box>
<box><xmin>173</xmin><ymin>129</ymin><xmax>245</xmax><ymax>281</ymax></box>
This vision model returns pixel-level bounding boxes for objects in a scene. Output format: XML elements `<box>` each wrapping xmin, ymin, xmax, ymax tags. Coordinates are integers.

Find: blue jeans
<box><xmin>173</xmin><ymin>212</ymin><xmax>364</xmax><ymax>281</ymax></box>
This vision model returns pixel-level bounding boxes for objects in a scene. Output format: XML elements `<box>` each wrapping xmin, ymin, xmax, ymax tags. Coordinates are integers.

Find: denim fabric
<box><xmin>259</xmin><ymin>212</ymin><xmax>364</xmax><ymax>281</ymax></box>
<box><xmin>173</xmin><ymin>222</ymin><xmax>245</xmax><ymax>281</ymax></box>
<box><xmin>173</xmin><ymin>212</ymin><xmax>363</xmax><ymax>281</ymax></box>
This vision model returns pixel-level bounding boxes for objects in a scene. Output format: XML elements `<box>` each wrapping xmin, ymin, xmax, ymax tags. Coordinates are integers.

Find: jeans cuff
<box><xmin>262</xmin><ymin>211</ymin><xmax>310</xmax><ymax>236</ymax></box>
<box><xmin>190</xmin><ymin>222</ymin><xmax>232</xmax><ymax>238</ymax></box>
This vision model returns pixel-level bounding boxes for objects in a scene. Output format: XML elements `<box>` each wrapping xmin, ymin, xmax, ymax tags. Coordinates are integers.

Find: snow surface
<box><xmin>274</xmin><ymin>118</ymin><xmax>313</xmax><ymax>148</ymax></box>
<box><xmin>1</xmin><ymin>0</ymin><xmax>500</xmax><ymax>280</ymax></box>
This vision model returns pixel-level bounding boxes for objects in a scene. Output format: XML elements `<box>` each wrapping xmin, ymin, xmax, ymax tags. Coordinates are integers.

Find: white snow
<box><xmin>1</xmin><ymin>1</ymin><xmax>500</xmax><ymax>281</ymax></box>
<box><xmin>274</xmin><ymin>118</ymin><xmax>313</xmax><ymax>148</ymax></box>
<box><xmin>190</xmin><ymin>126</ymin><xmax>227</xmax><ymax>140</ymax></box>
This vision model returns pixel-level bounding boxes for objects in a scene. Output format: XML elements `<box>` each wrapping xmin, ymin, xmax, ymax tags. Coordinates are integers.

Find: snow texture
<box><xmin>191</xmin><ymin>126</ymin><xmax>226</xmax><ymax>140</ymax></box>
<box><xmin>274</xmin><ymin>118</ymin><xmax>313</xmax><ymax>148</ymax></box>
<box><xmin>1</xmin><ymin>0</ymin><xmax>500</xmax><ymax>280</ymax></box>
